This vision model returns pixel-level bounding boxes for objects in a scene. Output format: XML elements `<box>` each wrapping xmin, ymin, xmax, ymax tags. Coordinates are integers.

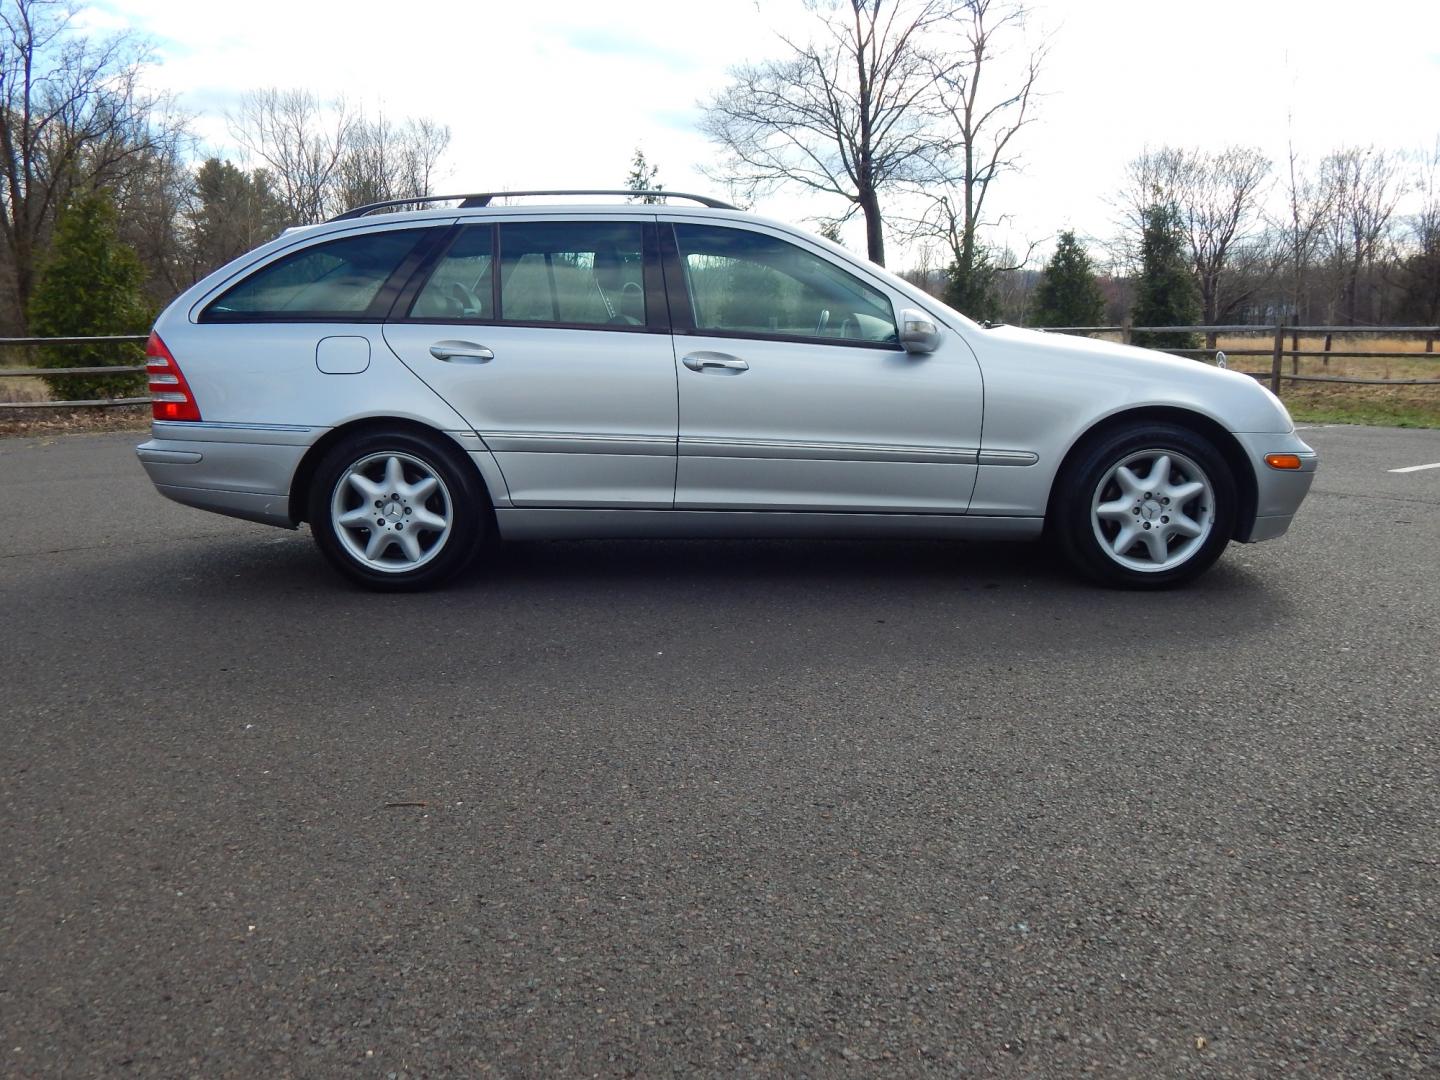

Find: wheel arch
<box><xmin>289</xmin><ymin>417</ymin><xmax>495</xmax><ymax>527</ymax></box>
<box><xmin>1046</xmin><ymin>406</ymin><xmax>1258</xmax><ymax>541</ymax></box>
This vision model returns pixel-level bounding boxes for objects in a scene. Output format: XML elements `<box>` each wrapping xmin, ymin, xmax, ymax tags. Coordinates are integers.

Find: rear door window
<box><xmin>202</xmin><ymin>229</ymin><xmax>429</xmax><ymax>321</ymax></box>
<box><xmin>498</xmin><ymin>222</ymin><xmax>648</xmax><ymax>328</ymax></box>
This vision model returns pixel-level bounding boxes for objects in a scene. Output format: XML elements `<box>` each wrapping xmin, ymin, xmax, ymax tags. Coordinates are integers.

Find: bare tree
<box><xmin>912</xmin><ymin>0</ymin><xmax>1043</xmax><ymax>315</ymax></box>
<box><xmin>1271</xmin><ymin>140</ymin><xmax>1334</xmax><ymax>322</ymax></box>
<box><xmin>700</xmin><ymin>0</ymin><xmax>963</xmax><ymax>266</ymax></box>
<box><xmin>230</xmin><ymin>93</ymin><xmax>451</xmax><ymax>223</ymax></box>
<box><xmin>0</xmin><ymin>0</ymin><xmax>184</xmax><ymax>327</ymax></box>
<box><xmin>991</xmin><ymin>245</ymin><xmax>1039</xmax><ymax>324</ymax></box>
<box><xmin>898</xmin><ymin>241</ymin><xmax>945</xmax><ymax>296</ymax></box>
<box><xmin>1316</xmin><ymin>146</ymin><xmax>1401</xmax><ymax>323</ymax></box>
<box><xmin>109</xmin><ymin>136</ymin><xmax>196</xmax><ymax>304</ymax></box>
<box><xmin>1121</xmin><ymin>145</ymin><xmax>1273</xmax><ymax>323</ymax></box>
<box><xmin>229</xmin><ymin>88</ymin><xmax>355</xmax><ymax>224</ymax></box>
<box><xmin>335</xmin><ymin>112</ymin><xmax>450</xmax><ymax>212</ymax></box>
<box><xmin>1395</xmin><ymin>139</ymin><xmax>1440</xmax><ymax>323</ymax></box>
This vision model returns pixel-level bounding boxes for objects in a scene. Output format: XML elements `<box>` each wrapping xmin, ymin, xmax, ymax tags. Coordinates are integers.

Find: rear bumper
<box><xmin>1233</xmin><ymin>431</ymin><xmax>1317</xmax><ymax>543</ymax></box>
<box><xmin>136</xmin><ymin>423</ymin><xmax>312</xmax><ymax>529</ymax></box>
<box><xmin>149</xmin><ymin>482</ymin><xmax>294</xmax><ymax>527</ymax></box>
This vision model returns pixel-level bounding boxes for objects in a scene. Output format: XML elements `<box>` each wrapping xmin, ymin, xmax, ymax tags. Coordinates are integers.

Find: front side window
<box><xmin>675</xmin><ymin>224</ymin><xmax>897</xmax><ymax>344</ymax></box>
<box><xmin>204</xmin><ymin>229</ymin><xmax>427</xmax><ymax>321</ymax></box>
<box><xmin>498</xmin><ymin>222</ymin><xmax>647</xmax><ymax>327</ymax></box>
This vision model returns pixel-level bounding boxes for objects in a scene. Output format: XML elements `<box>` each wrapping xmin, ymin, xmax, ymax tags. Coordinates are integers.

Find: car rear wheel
<box><xmin>1053</xmin><ymin>422</ymin><xmax>1235</xmax><ymax>588</ymax></box>
<box><xmin>308</xmin><ymin>429</ymin><xmax>487</xmax><ymax>591</ymax></box>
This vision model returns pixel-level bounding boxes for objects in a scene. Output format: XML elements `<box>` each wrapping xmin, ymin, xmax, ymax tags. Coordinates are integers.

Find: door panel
<box><xmin>665</xmin><ymin>221</ymin><xmax>983</xmax><ymax>513</ymax></box>
<box><xmin>674</xmin><ymin>336</ymin><xmax>982</xmax><ymax>511</ymax></box>
<box><xmin>383</xmin><ymin>324</ymin><xmax>677</xmax><ymax>507</ymax></box>
<box><xmin>381</xmin><ymin>217</ymin><xmax>678</xmax><ymax>509</ymax></box>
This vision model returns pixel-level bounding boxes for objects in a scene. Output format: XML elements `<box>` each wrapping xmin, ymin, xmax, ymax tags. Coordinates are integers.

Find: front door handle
<box><xmin>682</xmin><ymin>351</ymin><xmax>749</xmax><ymax>373</ymax></box>
<box><xmin>429</xmin><ymin>340</ymin><xmax>494</xmax><ymax>363</ymax></box>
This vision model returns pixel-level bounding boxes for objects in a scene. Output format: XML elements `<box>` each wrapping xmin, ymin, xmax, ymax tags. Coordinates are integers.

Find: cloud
<box><xmin>83</xmin><ymin>0</ymin><xmax>1440</xmax><ymax>260</ymax></box>
<box><xmin>560</xmin><ymin>26</ymin><xmax>691</xmax><ymax>72</ymax></box>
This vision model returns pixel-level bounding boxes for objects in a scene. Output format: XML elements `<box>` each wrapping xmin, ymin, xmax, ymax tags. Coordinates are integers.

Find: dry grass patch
<box><xmin>0</xmin><ymin>375</ymin><xmax>52</xmax><ymax>403</ymax></box>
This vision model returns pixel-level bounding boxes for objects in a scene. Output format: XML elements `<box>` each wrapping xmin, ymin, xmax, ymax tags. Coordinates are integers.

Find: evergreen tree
<box><xmin>944</xmin><ymin>248</ymin><xmax>999</xmax><ymax>323</ymax></box>
<box><xmin>1031</xmin><ymin>230</ymin><xmax>1105</xmax><ymax>327</ymax></box>
<box><xmin>1395</xmin><ymin>226</ymin><xmax>1440</xmax><ymax>324</ymax></box>
<box><xmin>1131</xmin><ymin>203</ymin><xmax>1200</xmax><ymax>350</ymax></box>
<box><xmin>189</xmin><ymin>159</ymin><xmax>290</xmax><ymax>276</ymax></box>
<box><xmin>28</xmin><ymin>193</ymin><xmax>151</xmax><ymax>401</ymax></box>
<box><xmin>625</xmin><ymin>149</ymin><xmax>663</xmax><ymax>204</ymax></box>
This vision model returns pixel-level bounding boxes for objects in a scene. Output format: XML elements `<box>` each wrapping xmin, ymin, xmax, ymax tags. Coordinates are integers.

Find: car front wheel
<box><xmin>307</xmin><ymin>429</ymin><xmax>487</xmax><ymax>591</ymax></box>
<box><xmin>1053</xmin><ymin>423</ymin><xmax>1236</xmax><ymax>588</ymax></box>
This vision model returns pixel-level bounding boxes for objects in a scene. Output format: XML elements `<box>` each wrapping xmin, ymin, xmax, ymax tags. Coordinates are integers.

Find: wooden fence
<box><xmin>0</xmin><ymin>335</ymin><xmax>150</xmax><ymax>409</ymax></box>
<box><xmin>2</xmin><ymin>325</ymin><xmax>1439</xmax><ymax>410</ymax></box>
<box><xmin>1045</xmin><ymin>323</ymin><xmax>1440</xmax><ymax>395</ymax></box>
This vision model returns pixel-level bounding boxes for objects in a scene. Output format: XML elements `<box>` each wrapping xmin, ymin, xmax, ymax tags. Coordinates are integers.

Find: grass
<box><xmin>1284</xmin><ymin>401</ymin><xmax>1440</xmax><ymax>428</ymax></box>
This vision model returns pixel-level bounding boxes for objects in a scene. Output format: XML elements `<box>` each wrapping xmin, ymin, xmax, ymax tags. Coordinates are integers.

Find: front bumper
<box><xmin>1232</xmin><ymin>430</ymin><xmax>1317</xmax><ymax>543</ymax></box>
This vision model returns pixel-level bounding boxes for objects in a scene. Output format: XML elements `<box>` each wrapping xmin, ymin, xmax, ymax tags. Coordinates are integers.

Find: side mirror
<box><xmin>899</xmin><ymin>308</ymin><xmax>942</xmax><ymax>355</ymax></box>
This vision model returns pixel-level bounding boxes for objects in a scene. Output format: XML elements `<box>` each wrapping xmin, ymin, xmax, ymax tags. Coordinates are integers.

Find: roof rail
<box><xmin>330</xmin><ymin>189</ymin><xmax>737</xmax><ymax>221</ymax></box>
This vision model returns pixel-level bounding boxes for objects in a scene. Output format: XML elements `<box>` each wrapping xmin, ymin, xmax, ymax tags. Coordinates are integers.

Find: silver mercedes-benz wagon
<box><xmin>136</xmin><ymin>189</ymin><xmax>1315</xmax><ymax>590</ymax></box>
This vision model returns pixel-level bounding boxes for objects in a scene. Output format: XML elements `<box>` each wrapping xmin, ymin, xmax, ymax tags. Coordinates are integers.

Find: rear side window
<box><xmin>203</xmin><ymin>229</ymin><xmax>428</xmax><ymax>321</ymax></box>
<box><xmin>675</xmin><ymin>224</ymin><xmax>897</xmax><ymax>344</ymax></box>
<box><xmin>498</xmin><ymin>222</ymin><xmax>647</xmax><ymax>327</ymax></box>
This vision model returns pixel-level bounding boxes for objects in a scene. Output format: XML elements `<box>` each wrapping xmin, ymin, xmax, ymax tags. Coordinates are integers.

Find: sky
<box><xmin>82</xmin><ymin>0</ymin><xmax>1440</xmax><ymax>268</ymax></box>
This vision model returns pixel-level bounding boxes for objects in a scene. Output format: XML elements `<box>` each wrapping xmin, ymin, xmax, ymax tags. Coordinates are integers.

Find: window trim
<box><xmin>197</xmin><ymin>227</ymin><xmax>446</xmax><ymax>325</ymax></box>
<box><xmin>388</xmin><ymin>223</ymin><xmax>479</xmax><ymax>321</ymax></box>
<box><xmin>661</xmin><ymin>222</ymin><xmax>904</xmax><ymax>351</ymax></box>
<box><xmin>672</xmin><ymin>326</ymin><xmax>905</xmax><ymax>351</ymax></box>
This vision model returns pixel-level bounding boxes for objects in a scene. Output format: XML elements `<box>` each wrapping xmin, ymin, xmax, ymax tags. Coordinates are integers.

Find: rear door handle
<box><xmin>429</xmin><ymin>340</ymin><xmax>494</xmax><ymax>363</ymax></box>
<box><xmin>682</xmin><ymin>351</ymin><xmax>748</xmax><ymax>373</ymax></box>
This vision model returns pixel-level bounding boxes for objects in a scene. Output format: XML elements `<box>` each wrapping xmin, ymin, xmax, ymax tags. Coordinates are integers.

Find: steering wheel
<box><xmin>448</xmin><ymin>282</ymin><xmax>482</xmax><ymax>317</ymax></box>
<box><xmin>838</xmin><ymin>316</ymin><xmax>858</xmax><ymax>339</ymax></box>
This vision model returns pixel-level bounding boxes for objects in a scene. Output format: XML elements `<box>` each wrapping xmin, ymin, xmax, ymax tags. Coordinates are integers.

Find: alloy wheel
<box><xmin>1089</xmin><ymin>449</ymin><xmax>1216</xmax><ymax>573</ymax></box>
<box><xmin>329</xmin><ymin>451</ymin><xmax>454</xmax><ymax>573</ymax></box>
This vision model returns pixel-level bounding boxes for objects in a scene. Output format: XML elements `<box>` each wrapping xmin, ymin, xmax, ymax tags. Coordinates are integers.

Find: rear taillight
<box><xmin>146</xmin><ymin>332</ymin><xmax>201</xmax><ymax>422</ymax></box>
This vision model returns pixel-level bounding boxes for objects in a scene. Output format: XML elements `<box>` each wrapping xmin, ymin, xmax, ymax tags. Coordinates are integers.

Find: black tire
<box><xmin>306</xmin><ymin>428</ymin><xmax>488</xmax><ymax>591</ymax></box>
<box><xmin>1052</xmin><ymin>422</ymin><xmax>1236</xmax><ymax>589</ymax></box>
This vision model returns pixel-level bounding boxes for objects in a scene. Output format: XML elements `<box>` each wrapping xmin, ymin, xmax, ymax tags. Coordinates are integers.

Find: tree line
<box><xmin>4</xmin><ymin>0</ymin><xmax>1435</xmax><ymax>375</ymax></box>
<box><xmin>978</xmin><ymin>142</ymin><xmax>1440</xmax><ymax>333</ymax></box>
<box><xmin>0</xmin><ymin>0</ymin><xmax>448</xmax><ymax>340</ymax></box>
<box><xmin>700</xmin><ymin>1</ymin><xmax>1438</xmax><ymax>331</ymax></box>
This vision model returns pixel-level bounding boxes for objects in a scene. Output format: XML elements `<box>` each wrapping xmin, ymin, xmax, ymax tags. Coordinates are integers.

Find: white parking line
<box><xmin>1388</xmin><ymin>462</ymin><xmax>1440</xmax><ymax>473</ymax></box>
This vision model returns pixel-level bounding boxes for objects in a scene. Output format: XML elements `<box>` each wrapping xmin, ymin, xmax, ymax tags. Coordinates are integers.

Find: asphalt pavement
<box><xmin>2</xmin><ymin>424</ymin><xmax>1437</xmax><ymax>1077</ymax></box>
